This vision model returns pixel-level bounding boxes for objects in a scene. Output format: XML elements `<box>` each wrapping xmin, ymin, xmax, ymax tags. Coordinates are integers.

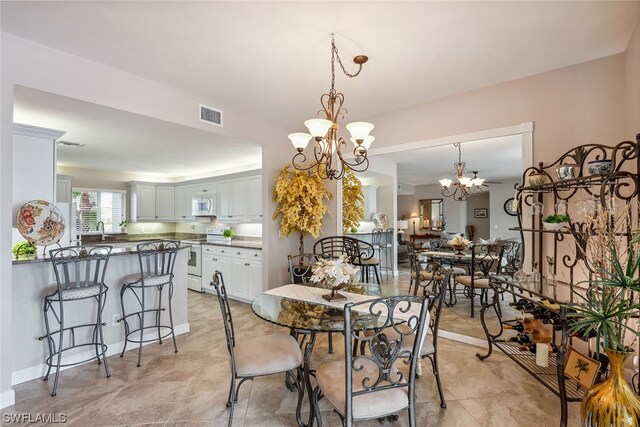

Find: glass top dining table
<box><xmin>251</xmin><ymin>282</ymin><xmax>383</xmax><ymax>333</ymax></box>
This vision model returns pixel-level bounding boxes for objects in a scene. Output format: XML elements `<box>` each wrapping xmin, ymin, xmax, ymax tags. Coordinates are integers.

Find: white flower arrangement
<box><xmin>309</xmin><ymin>255</ymin><xmax>360</xmax><ymax>289</ymax></box>
<box><xmin>448</xmin><ymin>236</ymin><xmax>472</xmax><ymax>247</ymax></box>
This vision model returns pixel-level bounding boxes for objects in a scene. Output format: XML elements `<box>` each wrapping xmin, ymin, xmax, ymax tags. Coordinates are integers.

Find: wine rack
<box><xmin>477</xmin><ymin>134</ymin><xmax>639</xmax><ymax>427</ymax></box>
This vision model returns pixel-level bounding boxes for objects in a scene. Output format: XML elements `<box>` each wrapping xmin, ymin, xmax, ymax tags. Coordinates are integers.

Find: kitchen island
<box><xmin>10</xmin><ymin>244</ymin><xmax>189</xmax><ymax>386</ymax></box>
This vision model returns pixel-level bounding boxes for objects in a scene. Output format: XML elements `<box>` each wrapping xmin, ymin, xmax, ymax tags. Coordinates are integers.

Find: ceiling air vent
<box><xmin>58</xmin><ymin>140</ymin><xmax>84</xmax><ymax>148</ymax></box>
<box><xmin>199</xmin><ymin>104</ymin><xmax>223</xmax><ymax>127</ymax></box>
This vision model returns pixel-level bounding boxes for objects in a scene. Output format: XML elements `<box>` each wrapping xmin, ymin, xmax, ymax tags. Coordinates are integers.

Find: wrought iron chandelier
<box><xmin>288</xmin><ymin>35</ymin><xmax>374</xmax><ymax>180</ymax></box>
<box><xmin>439</xmin><ymin>143</ymin><xmax>485</xmax><ymax>201</ymax></box>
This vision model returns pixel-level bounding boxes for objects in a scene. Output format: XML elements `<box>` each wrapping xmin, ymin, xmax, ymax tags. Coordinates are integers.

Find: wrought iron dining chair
<box><xmin>41</xmin><ymin>245</ymin><xmax>113</xmax><ymax>396</ymax></box>
<box><xmin>311</xmin><ymin>295</ymin><xmax>431</xmax><ymax>426</ymax></box>
<box><xmin>313</xmin><ymin>236</ymin><xmax>381</xmax><ymax>284</ymax></box>
<box><xmin>454</xmin><ymin>242</ymin><xmax>504</xmax><ymax>317</ymax></box>
<box><xmin>211</xmin><ymin>270</ymin><xmax>303</xmax><ymax>427</ymax></box>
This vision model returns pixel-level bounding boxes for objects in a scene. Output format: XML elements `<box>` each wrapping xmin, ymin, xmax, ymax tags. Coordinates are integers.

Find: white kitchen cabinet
<box><xmin>56</xmin><ymin>175</ymin><xmax>73</xmax><ymax>204</ymax></box>
<box><xmin>201</xmin><ymin>245</ymin><xmax>262</xmax><ymax>301</ymax></box>
<box><xmin>246</xmin><ymin>175</ymin><xmax>262</xmax><ymax>221</ymax></box>
<box><xmin>174</xmin><ymin>185</ymin><xmax>190</xmax><ymax>221</ymax></box>
<box><xmin>217</xmin><ymin>180</ymin><xmax>231</xmax><ymax>221</ymax></box>
<box><xmin>155</xmin><ymin>185</ymin><xmax>175</xmax><ymax>220</ymax></box>
<box><xmin>230</xmin><ymin>178</ymin><xmax>246</xmax><ymax>220</ymax></box>
<box><xmin>136</xmin><ymin>185</ymin><xmax>156</xmax><ymax>221</ymax></box>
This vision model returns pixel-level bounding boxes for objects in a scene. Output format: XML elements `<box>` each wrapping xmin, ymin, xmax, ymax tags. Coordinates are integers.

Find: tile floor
<box><xmin>2</xmin><ymin>269</ymin><xmax>581</xmax><ymax>426</ymax></box>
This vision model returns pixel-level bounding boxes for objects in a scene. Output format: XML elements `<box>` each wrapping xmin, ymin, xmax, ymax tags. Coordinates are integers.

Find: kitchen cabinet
<box><xmin>136</xmin><ymin>185</ymin><xmax>156</xmax><ymax>221</ymax></box>
<box><xmin>217</xmin><ymin>180</ymin><xmax>232</xmax><ymax>221</ymax></box>
<box><xmin>174</xmin><ymin>185</ymin><xmax>191</xmax><ymax>221</ymax></box>
<box><xmin>230</xmin><ymin>178</ymin><xmax>246</xmax><ymax>219</ymax></box>
<box><xmin>56</xmin><ymin>175</ymin><xmax>73</xmax><ymax>204</ymax></box>
<box><xmin>201</xmin><ymin>245</ymin><xmax>262</xmax><ymax>301</ymax></box>
<box><xmin>246</xmin><ymin>175</ymin><xmax>262</xmax><ymax>221</ymax></box>
<box><xmin>155</xmin><ymin>185</ymin><xmax>175</xmax><ymax>220</ymax></box>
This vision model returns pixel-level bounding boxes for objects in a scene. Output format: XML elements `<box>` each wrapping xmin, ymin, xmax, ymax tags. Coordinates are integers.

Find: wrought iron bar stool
<box><xmin>40</xmin><ymin>245</ymin><xmax>113</xmax><ymax>396</ymax></box>
<box><xmin>119</xmin><ymin>240</ymin><xmax>179</xmax><ymax>367</ymax></box>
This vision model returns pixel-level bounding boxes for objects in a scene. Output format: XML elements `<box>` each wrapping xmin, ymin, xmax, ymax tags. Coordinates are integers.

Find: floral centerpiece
<box><xmin>448</xmin><ymin>236</ymin><xmax>471</xmax><ymax>255</ymax></box>
<box><xmin>309</xmin><ymin>255</ymin><xmax>363</xmax><ymax>300</ymax></box>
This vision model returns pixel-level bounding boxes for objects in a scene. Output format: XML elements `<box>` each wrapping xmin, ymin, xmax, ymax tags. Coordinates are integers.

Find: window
<box><xmin>72</xmin><ymin>189</ymin><xmax>126</xmax><ymax>234</ymax></box>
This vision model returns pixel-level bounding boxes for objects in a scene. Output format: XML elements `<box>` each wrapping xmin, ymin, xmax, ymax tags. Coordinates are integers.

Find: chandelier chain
<box><xmin>331</xmin><ymin>35</ymin><xmax>364</xmax><ymax>93</ymax></box>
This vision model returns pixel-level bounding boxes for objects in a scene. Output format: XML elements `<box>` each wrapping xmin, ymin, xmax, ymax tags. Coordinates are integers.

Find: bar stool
<box><xmin>40</xmin><ymin>245</ymin><xmax>113</xmax><ymax>396</ymax></box>
<box><xmin>119</xmin><ymin>240</ymin><xmax>179</xmax><ymax>367</ymax></box>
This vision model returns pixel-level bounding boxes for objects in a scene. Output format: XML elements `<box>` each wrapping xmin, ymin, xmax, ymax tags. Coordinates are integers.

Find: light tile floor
<box><xmin>2</xmin><ymin>269</ymin><xmax>581</xmax><ymax>426</ymax></box>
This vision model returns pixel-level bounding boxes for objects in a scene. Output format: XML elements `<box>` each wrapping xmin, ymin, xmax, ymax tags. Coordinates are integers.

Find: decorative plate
<box><xmin>16</xmin><ymin>200</ymin><xmax>66</xmax><ymax>246</ymax></box>
<box><xmin>372</xmin><ymin>212</ymin><xmax>388</xmax><ymax>229</ymax></box>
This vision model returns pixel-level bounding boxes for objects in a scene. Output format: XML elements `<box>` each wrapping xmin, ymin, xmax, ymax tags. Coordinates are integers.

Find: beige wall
<box><xmin>364</xmin><ymin>54</ymin><xmax>628</xmax><ymax>166</ymax></box>
<box><xmin>627</xmin><ymin>18</ymin><xmax>640</xmax><ymax>136</ymax></box>
<box><xmin>466</xmin><ymin>193</ymin><xmax>490</xmax><ymax>240</ymax></box>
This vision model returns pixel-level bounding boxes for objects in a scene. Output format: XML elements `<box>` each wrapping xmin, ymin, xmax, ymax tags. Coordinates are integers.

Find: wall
<box><xmin>465</xmin><ymin>193</ymin><xmax>490</xmax><ymax>240</ymax></box>
<box><xmin>398</xmin><ymin>184</ymin><xmax>466</xmax><ymax>234</ymax></box>
<box><xmin>627</xmin><ymin>19</ymin><xmax>640</xmax><ymax>136</ymax></box>
<box><xmin>364</xmin><ymin>54</ymin><xmax>628</xmax><ymax>165</ymax></box>
<box><xmin>488</xmin><ymin>180</ymin><xmax>520</xmax><ymax>240</ymax></box>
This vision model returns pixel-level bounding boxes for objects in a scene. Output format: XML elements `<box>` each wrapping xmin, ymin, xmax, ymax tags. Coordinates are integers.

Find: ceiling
<box><xmin>13</xmin><ymin>87</ymin><xmax>261</xmax><ymax>178</ymax></box>
<box><xmin>377</xmin><ymin>134</ymin><xmax>523</xmax><ymax>186</ymax></box>
<box><xmin>2</xmin><ymin>1</ymin><xmax>639</xmax><ymax>132</ymax></box>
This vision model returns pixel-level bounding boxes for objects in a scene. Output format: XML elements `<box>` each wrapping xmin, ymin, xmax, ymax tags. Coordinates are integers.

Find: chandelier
<box><xmin>439</xmin><ymin>143</ymin><xmax>485</xmax><ymax>201</ymax></box>
<box><xmin>288</xmin><ymin>35</ymin><xmax>374</xmax><ymax>180</ymax></box>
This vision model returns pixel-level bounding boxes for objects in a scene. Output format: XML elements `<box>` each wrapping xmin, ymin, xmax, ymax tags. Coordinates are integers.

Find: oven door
<box><xmin>187</xmin><ymin>245</ymin><xmax>201</xmax><ymax>277</ymax></box>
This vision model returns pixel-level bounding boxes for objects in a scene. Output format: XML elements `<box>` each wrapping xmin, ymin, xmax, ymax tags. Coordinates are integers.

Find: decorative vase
<box><xmin>587</xmin><ymin>159</ymin><xmax>612</xmax><ymax>176</ymax></box>
<box><xmin>581</xmin><ymin>349</ymin><xmax>640</xmax><ymax>427</ymax></box>
<box><xmin>451</xmin><ymin>244</ymin><xmax>466</xmax><ymax>255</ymax></box>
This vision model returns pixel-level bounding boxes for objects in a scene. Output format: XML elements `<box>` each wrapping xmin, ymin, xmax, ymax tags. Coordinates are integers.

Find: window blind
<box><xmin>72</xmin><ymin>189</ymin><xmax>126</xmax><ymax>233</ymax></box>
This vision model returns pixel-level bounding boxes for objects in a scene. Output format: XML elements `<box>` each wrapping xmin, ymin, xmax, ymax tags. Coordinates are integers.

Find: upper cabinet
<box><xmin>246</xmin><ymin>175</ymin><xmax>262</xmax><ymax>221</ymax></box>
<box><xmin>128</xmin><ymin>172</ymin><xmax>262</xmax><ymax>223</ymax></box>
<box><xmin>56</xmin><ymin>175</ymin><xmax>73</xmax><ymax>204</ymax></box>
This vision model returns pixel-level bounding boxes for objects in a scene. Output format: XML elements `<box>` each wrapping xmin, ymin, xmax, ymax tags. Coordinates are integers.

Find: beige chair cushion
<box><xmin>450</xmin><ymin>267</ymin><xmax>467</xmax><ymax>275</ymax></box>
<box><xmin>316</xmin><ymin>359</ymin><xmax>409</xmax><ymax>419</ymax></box>
<box><xmin>122</xmin><ymin>273</ymin><xmax>172</xmax><ymax>287</ymax></box>
<box><xmin>411</xmin><ymin>271</ymin><xmax>444</xmax><ymax>281</ymax></box>
<box><xmin>234</xmin><ymin>333</ymin><xmax>302</xmax><ymax>377</ymax></box>
<box><xmin>455</xmin><ymin>275</ymin><xmax>490</xmax><ymax>288</ymax></box>
<box><xmin>45</xmin><ymin>284</ymin><xmax>105</xmax><ymax>301</ymax></box>
<box><xmin>353</xmin><ymin>256</ymin><xmax>380</xmax><ymax>266</ymax></box>
<box><xmin>363</xmin><ymin>325</ymin><xmax>434</xmax><ymax>356</ymax></box>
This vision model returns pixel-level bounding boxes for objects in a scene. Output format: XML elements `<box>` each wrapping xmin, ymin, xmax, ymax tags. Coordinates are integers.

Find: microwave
<box><xmin>192</xmin><ymin>193</ymin><xmax>217</xmax><ymax>217</ymax></box>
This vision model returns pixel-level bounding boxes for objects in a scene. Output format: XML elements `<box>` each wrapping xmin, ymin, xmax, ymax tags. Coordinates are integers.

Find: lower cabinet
<box><xmin>201</xmin><ymin>245</ymin><xmax>263</xmax><ymax>301</ymax></box>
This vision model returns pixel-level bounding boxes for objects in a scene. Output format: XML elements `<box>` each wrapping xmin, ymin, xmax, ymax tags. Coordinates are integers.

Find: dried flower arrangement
<box><xmin>342</xmin><ymin>170</ymin><xmax>364</xmax><ymax>233</ymax></box>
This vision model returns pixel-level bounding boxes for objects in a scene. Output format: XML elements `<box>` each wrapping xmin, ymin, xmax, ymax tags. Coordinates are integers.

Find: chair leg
<box><xmin>42</xmin><ymin>300</ymin><xmax>53</xmax><ymax>382</ymax></box>
<box><xmin>328</xmin><ymin>332</ymin><xmax>333</xmax><ymax>354</ymax></box>
<box><xmin>137</xmin><ymin>288</ymin><xmax>145</xmax><ymax>367</ymax></box>
<box><xmin>97</xmin><ymin>288</ymin><xmax>110</xmax><ymax>378</ymax></box>
<box><xmin>427</xmin><ymin>353</ymin><xmax>446</xmax><ymax>408</ymax></box>
<box><xmin>470</xmin><ymin>286</ymin><xmax>475</xmax><ymax>318</ymax></box>
<box><xmin>157</xmin><ymin>284</ymin><xmax>163</xmax><ymax>344</ymax></box>
<box><xmin>119</xmin><ymin>286</ymin><xmax>129</xmax><ymax>357</ymax></box>
<box><xmin>227</xmin><ymin>375</ymin><xmax>236</xmax><ymax>426</ymax></box>
<box><xmin>311</xmin><ymin>386</ymin><xmax>323</xmax><ymax>427</ymax></box>
<box><xmin>168</xmin><ymin>282</ymin><xmax>178</xmax><ymax>353</ymax></box>
<box><xmin>51</xmin><ymin>299</ymin><xmax>65</xmax><ymax>396</ymax></box>
<box><xmin>373</xmin><ymin>265</ymin><xmax>381</xmax><ymax>285</ymax></box>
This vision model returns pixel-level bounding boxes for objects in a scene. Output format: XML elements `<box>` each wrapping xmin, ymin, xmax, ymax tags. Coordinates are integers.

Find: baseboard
<box><xmin>0</xmin><ymin>389</ymin><xmax>16</xmax><ymax>409</ymax></box>
<box><xmin>439</xmin><ymin>329</ymin><xmax>489</xmax><ymax>348</ymax></box>
<box><xmin>11</xmin><ymin>322</ymin><xmax>190</xmax><ymax>386</ymax></box>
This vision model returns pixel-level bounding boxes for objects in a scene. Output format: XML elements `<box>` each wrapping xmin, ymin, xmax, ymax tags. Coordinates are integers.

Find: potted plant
<box><xmin>273</xmin><ymin>165</ymin><xmax>333</xmax><ymax>256</ymax></box>
<box><xmin>119</xmin><ymin>219</ymin><xmax>128</xmax><ymax>233</ymax></box>
<box><xmin>542</xmin><ymin>214</ymin><xmax>570</xmax><ymax>231</ymax></box>
<box><xmin>12</xmin><ymin>241</ymin><xmax>36</xmax><ymax>260</ymax></box>
<box><xmin>568</xmin><ymin>207</ymin><xmax>640</xmax><ymax>426</ymax></box>
<box><xmin>223</xmin><ymin>228</ymin><xmax>234</xmax><ymax>242</ymax></box>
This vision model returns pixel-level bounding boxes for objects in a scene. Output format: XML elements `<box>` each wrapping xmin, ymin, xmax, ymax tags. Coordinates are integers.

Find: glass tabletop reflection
<box><xmin>251</xmin><ymin>283</ymin><xmax>382</xmax><ymax>333</ymax></box>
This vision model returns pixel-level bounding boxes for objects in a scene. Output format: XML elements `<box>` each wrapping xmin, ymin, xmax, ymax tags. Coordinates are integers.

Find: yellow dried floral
<box><xmin>273</xmin><ymin>165</ymin><xmax>333</xmax><ymax>254</ymax></box>
<box><xmin>342</xmin><ymin>170</ymin><xmax>364</xmax><ymax>232</ymax></box>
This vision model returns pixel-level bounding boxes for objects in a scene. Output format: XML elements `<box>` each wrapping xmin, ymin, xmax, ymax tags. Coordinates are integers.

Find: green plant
<box><xmin>543</xmin><ymin>214</ymin><xmax>570</xmax><ymax>223</ymax></box>
<box><xmin>12</xmin><ymin>241</ymin><xmax>35</xmax><ymax>259</ymax></box>
<box><xmin>568</xmin><ymin>233</ymin><xmax>640</xmax><ymax>355</ymax></box>
<box><xmin>119</xmin><ymin>220</ymin><xmax>128</xmax><ymax>228</ymax></box>
<box><xmin>273</xmin><ymin>165</ymin><xmax>333</xmax><ymax>255</ymax></box>
<box><xmin>223</xmin><ymin>228</ymin><xmax>234</xmax><ymax>238</ymax></box>
<box><xmin>342</xmin><ymin>170</ymin><xmax>364</xmax><ymax>233</ymax></box>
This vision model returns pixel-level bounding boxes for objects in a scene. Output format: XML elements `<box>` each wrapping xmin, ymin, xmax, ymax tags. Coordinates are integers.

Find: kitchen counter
<box><xmin>12</xmin><ymin>243</ymin><xmax>191</xmax><ymax>265</ymax></box>
<box><xmin>202</xmin><ymin>240</ymin><xmax>262</xmax><ymax>250</ymax></box>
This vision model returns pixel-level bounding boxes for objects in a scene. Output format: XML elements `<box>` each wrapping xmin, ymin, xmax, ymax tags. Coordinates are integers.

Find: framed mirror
<box><xmin>419</xmin><ymin>199</ymin><xmax>443</xmax><ymax>230</ymax></box>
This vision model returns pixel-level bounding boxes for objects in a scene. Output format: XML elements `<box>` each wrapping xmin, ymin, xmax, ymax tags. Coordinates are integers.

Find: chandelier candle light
<box><xmin>439</xmin><ymin>143</ymin><xmax>486</xmax><ymax>201</ymax></box>
<box><xmin>289</xmin><ymin>35</ymin><xmax>374</xmax><ymax>180</ymax></box>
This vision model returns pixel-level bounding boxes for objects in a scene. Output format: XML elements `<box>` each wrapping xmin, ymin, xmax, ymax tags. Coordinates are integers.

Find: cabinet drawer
<box><xmin>202</xmin><ymin>245</ymin><xmax>233</xmax><ymax>257</ymax></box>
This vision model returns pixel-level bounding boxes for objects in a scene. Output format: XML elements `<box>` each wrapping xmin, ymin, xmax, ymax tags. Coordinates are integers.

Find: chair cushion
<box><xmin>450</xmin><ymin>267</ymin><xmax>467</xmax><ymax>275</ymax></box>
<box><xmin>353</xmin><ymin>256</ymin><xmax>380</xmax><ymax>266</ymax></box>
<box><xmin>122</xmin><ymin>273</ymin><xmax>172</xmax><ymax>287</ymax></box>
<box><xmin>316</xmin><ymin>359</ymin><xmax>409</xmax><ymax>419</ymax></box>
<box><xmin>455</xmin><ymin>275</ymin><xmax>490</xmax><ymax>288</ymax></box>
<box><xmin>411</xmin><ymin>271</ymin><xmax>445</xmax><ymax>281</ymax></box>
<box><xmin>234</xmin><ymin>333</ymin><xmax>302</xmax><ymax>377</ymax></box>
<box><xmin>45</xmin><ymin>284</ymin><xmax>106</xmax><ymax>301</ymax></box>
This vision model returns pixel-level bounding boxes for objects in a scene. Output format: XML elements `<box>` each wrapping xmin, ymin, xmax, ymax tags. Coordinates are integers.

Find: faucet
<box><xmin>96</xmin><ymin>221</ymin><xmax>105</xmax><ymax>241</ymax></box>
